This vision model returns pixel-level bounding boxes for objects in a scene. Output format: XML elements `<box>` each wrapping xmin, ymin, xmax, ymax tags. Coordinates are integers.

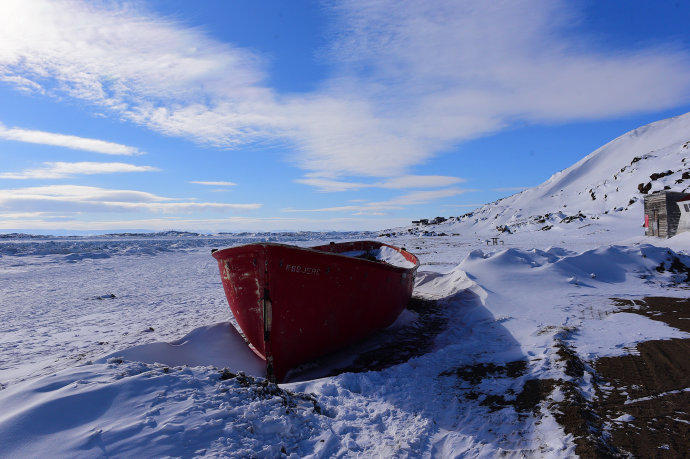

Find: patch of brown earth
<box><xmin>551</xmin><ymin>379</ymin><xmax>620</xmax><ymax>458</ymax></box>
<box><xmin>547</xmin><ymin>330</ymin><xmax>620</xmax><ymax>456</ymax></box>
<box><xmin>595</xmin><ymin>339</ymin><xmax>690</xmax><ymax>457</ymax></box>
<box><xmin>545</xmin><ymin>331</ymin><xmax>621</xmax><ymax>457</ymax></box>
<box><xmin>440</xmin><ymin>359</ymin><xmax>528</xmax><ymax>384</ymax></box>
<box><xmin>589</xmin><ymin>297</ymin><xmax>690</xmax><ymax>457</ymax></box>
<box><xmin>612</xmin><ymin>297</ymin><xmax>690</xmax><ymax>333</ymax></box>
<box><xmin>440</xmin><ymin>360</ymin><xmax>557</xmax><ymax>414</ymax></box>
<box><xmin>488</xmin><ymin>378</ymin><xmax>556</xmax><ymax>414</ymax></box>
<box><xmin>552</xmin><ymin>297</ymin><xmax>690</xmax><ymax>457</ymax></box>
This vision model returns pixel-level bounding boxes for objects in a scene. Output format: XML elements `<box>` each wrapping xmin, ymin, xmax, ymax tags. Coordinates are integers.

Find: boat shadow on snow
<box><xmin>99</xmin><ymin>271</ymin><xmax>543</xmax><ymax>452</ymax></box>
<box><xmin>287</xmin><ymin>279</ymin><xmax>546</xmax><ymax>453</ymax></box>
<box><xmin>284</xmin><ymin>295</ymin><xmax>447</xmax><ymax>382</ymax></box>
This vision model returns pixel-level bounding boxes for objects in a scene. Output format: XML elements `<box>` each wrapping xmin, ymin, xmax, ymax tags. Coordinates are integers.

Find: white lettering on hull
<box><xmin>285</xmin><ymin>264</ymin><xmax>321</xmax><ymax>275</ymax></box>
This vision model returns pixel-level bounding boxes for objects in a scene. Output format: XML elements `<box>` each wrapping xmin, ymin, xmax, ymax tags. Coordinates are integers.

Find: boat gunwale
<box><xmin>212</xmin><ymin>240</ymin><xmax>419</xmax><ymax>272</ymax></box>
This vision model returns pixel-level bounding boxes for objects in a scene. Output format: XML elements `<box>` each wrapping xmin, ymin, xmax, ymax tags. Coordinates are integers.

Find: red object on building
<box><xmin>644</xmin><ymin>214</ymin><xmax>649</xmax><ymax>227</ymax></box>
<box><xmin>212</xmin><ymin>240</ymin><xmax>419</xmax><ymax>382</ymax></box>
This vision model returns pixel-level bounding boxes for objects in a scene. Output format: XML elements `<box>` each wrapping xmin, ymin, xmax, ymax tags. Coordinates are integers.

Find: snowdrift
<box><xmin>98</xmin><ymin>323</ymin><xmax>265</xmax><ymax>377</ymax></box>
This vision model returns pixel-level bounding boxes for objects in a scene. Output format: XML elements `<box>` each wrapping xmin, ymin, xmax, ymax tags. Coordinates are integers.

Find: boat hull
<box><xmin>212</xmin><ymin>241</ymin><xmax>418</xmax><ymax>381</ymax></box>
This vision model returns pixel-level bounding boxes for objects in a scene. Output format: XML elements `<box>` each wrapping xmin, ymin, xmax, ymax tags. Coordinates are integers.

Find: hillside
<box><xmin>406</xmin><ymin>112</ymin><xmax>690</xmax><ymax>236</ymax></box>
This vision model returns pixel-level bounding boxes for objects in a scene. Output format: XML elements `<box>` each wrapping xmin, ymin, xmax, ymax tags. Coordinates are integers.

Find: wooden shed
<box><xmin>643</xmin><ymin>191</ymin><xmax>690</xmax><ymax>238</ymax></box>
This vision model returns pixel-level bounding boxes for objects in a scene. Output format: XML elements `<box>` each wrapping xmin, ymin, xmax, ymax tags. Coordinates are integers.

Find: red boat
<box><xmin>212</xmin><ymin>240</ymin><xmax>419</xmax><ymax>382</ymax></box>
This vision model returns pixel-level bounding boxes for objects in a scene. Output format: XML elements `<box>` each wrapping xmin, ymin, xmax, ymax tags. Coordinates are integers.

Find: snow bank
<box><xmin>98</xmin><ymin>323</ymin><xmax>266</xmax><ymax>377</ymax></box>
<box><xmin>0</xmin><ymin>362</ymin><xmax>328</xmax><ymax>457</ymax></box>
<box><xmin>455</xmin><ymin>243</ymin><xmax>690</xmax><ymax>361</ymax></box>
<box><xmin>574</xmin><ymin>312</ymin><xmax>688</xmax><ymax>359</ymax></box>
<box><xmin>341</xmin><ymin>245</ymin><xmax>416</xmax><ymax>268</ymax></box>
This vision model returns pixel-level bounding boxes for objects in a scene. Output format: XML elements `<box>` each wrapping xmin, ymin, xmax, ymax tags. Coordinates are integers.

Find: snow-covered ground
<box><xmin>0</xmin><ymin>113</ymin><xmax>689</xmax><ymax>456</ymax></box>
<box><xmin>1</xmin><ymin>230</ymin><xmax>687</xmax><ymax>456</ymax></box>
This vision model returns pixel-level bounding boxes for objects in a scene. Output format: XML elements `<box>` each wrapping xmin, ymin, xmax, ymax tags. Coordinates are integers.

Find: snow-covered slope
<box><xmin>411</xmin><ymin>112</ymin><xmax>690</xmax><ymax>236</ymax></box>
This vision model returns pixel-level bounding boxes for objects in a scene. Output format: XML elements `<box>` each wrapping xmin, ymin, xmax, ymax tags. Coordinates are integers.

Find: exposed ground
<box><xmin>590</xmin><ymin>297</ymin><xmax>690</xmax><ymax>457</ymax></box>
<box><xmin>528</xmin><ymin>296</ymin><xmax>690</xmax><ymax>458</ymax></box>
<box><xmin>288</xmin><ymin>295</ymin><xmax>690</xmax><ymax>457</ymax></box>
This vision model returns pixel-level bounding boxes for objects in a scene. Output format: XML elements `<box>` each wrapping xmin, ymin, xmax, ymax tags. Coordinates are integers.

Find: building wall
<box><xmin>644</xmin><ymin>191</ymin><xmax>690</xmax><ymax>238</ymax></box>
<box><xmin>644</xmin><ymin>193</ymin><xmax>669</xmax><ymax>237</ymax></box>
<box><xmin>677</xmin><ymin>201</ymin><xmax>690</xmax><ymax>234</ymax></box>
<box><xmin>665</xmin><ymin>193</ymin><xmax>684</xmax><ymax>237</ymax></box>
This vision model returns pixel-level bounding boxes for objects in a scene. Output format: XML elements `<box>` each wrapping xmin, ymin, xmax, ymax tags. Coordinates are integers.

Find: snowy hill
<box><xmin>408</xmin><ymin>112</ymin><xmax>690</xmax><ymax>236</ymax></box>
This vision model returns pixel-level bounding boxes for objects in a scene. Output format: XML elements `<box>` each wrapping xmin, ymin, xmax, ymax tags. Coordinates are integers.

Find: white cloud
<box><xmin>0</xmin><ymin>124</ymin><xmax>143</xmax><ymax>155</ymax></box>
<box><xmin>380</xmin><ymin>175</ymin><xmax>464</xmax><ymax>189</ymax></box>
<box><xmin>0</xmin><ymin>161</ymin><xmax>157</xmax><ymax>179</ymax></box>
<box><xmin>0</xmin><ymin>0</ymin><xmax>689</xmax><ymax>181</ymax></box>
<box><xmin>296</xmin><ymin>174</ymin><xmax>464</xmax><ymax>192</ymax></box>
<box><xmin>0</xmin><ymin>185</ymin><xmax>261</xmax><ymax>213</ymax></box>
<box><xmin>294</xmin><ymin>177</ymin><xmax>371</xmax><ymax>193</ymax></box>
<box><xmin>189</xmin><ymin>181</ymin><xmax>237</xmax><ymax>186</ymax></box>
<box><xmin>382</xmin><ymin>188</ymin><xmax>469</xmax><ymax>206</ymax></box>
<box><xmin>0</xmin><ymin>211</ymin><xmax>49</xmax><ymax>218</ymax></box>
<box><xmin>0</xmin><ymin>0</ymin><xmax>272</xmax><ymax>146</ymax></box>
<box><xmin>285</xmin><ymin>187</ymin><xmax>468</xmax><ymax>213</ymax></box>
<box><xmin>0</xmin><ymin>75</ymin><xmax>44</xmax><ymax>93</ymax></box>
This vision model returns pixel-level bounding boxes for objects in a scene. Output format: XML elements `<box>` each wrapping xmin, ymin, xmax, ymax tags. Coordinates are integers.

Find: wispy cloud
<box><xmin>0</xmin><ymin>211</ymin><xmax>49</xmax><ymax>218</ymax></box>
<box><xmin>0</xmin><ymin>123</ymin><xmax>143</xmax><ymax>155</ymax></box>
<box><xmin>284</xmin><ymin>187</ymin><xmax>468</xmax><ymax>213</ymax></box>
<box><xmin>295</xmin><ymin>175</ymin><xmax>464</xmax><ymax>192</ymax></box>
<box><xmin>0</xmin><ymin>161</ymin><xmax>157</xmax><ymax>179</ymax></box>
<box><xmin>294</xmin><ymin>177</ymin><xmax>370</xmax><ymax>193</ymax></box>
<box><xmin>189</xmin><ymin>181</ymin><xmax>237</xmax><ymax>187</ymax></box>
<box><xmin>0</xmin><ymin>75</ymin><xmax>44</xmax><ymax>94</ymax></box>
<box><xmin>380</xmin><ymin>175</ymin><xmax>464</xmax><ymax>189</ymax></box>
<box><xmin>0</xmin><ymin>185</ymin><xmax>261</xmax><ymax>213</ymax></box>
<box><xmin>1</xmin><ymin>0</ymin><xmax>689</xmax><ymax>182</ymax></box>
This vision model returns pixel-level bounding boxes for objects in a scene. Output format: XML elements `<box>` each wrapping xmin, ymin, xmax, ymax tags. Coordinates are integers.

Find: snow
<box><xmin>574</xmin><ymin>312</ymin><xmax>688</xmax><ymax>359</ymax></box>
<box><xmin>3</xmin><ymin>232</ymin><xmax>686</xmax><ymax>456</ymax></box>
<box><xmin>0</xmin><ymin>362</ymin><xmax>328</xmax><ymax>457</ymax></box>
<box><xmin>97</xmin><ymin>323</ymin><xmax>266</xmax><ymax>377</ymax></box>
<box><xmin>340</xmin><ymin>245</ymin><xmax>416</xmax><ymax>268</ymax></box>
<box><xmin>623</xmin><ymin>388</ymin><xmax>690</xmax><ymax>405</ymax></box>
<box><xmin>1</xmin><ymin>112</ymin><xmax>689</xmax><ymax>456</ymax></box>
<box><xmin>612</xmin><ymin>414</ymin><xmax>635</xmax><ymax>422</ymax></box>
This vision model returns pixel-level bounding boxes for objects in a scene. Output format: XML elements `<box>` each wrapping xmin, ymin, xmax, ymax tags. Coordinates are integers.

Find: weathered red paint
<box><xmin>212</xmin><ymin>240</ymin><xmax>419</xmax><ymax>382</ymax></box>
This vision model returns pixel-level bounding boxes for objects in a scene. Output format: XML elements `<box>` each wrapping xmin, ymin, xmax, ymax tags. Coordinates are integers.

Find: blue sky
<box><xmin>1</xmin><ymin>0</ymin><xmax>690</xmax><ymax>233</ymax></box>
